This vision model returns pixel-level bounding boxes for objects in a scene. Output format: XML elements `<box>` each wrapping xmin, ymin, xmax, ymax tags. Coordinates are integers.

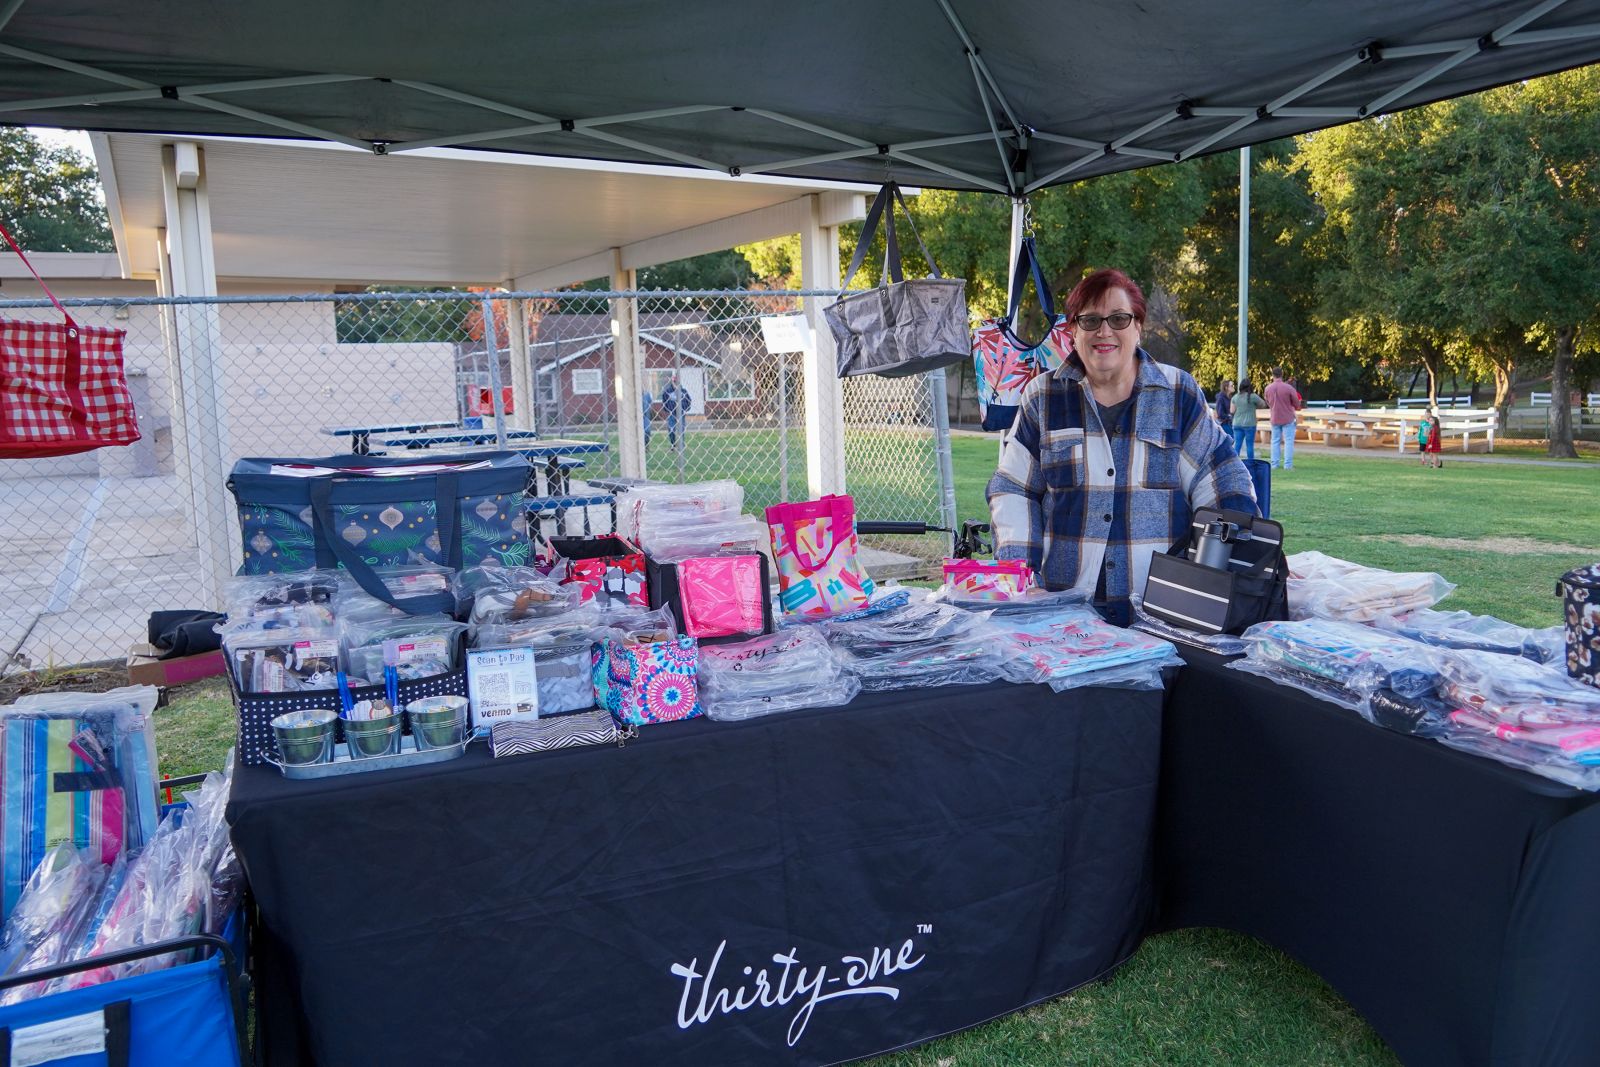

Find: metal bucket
<box><xmin>406</xmin><ymin>695</ymin><xmax>469</xmax><ymax>750</ymax></box>
<box><xmin>271</xmin><ymin>708</ymin><xmax>338</xmax><ymax>766</ymax></box>
<box><xmin>343</xmin><ymin>711</ymin><xmax>403</xmax><ymax>759</ymax></box>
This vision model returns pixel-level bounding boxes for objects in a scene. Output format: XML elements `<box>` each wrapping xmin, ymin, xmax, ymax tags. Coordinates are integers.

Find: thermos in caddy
<box><xmin>1194</xmin><ymin>520</ymin><xmax>1251</xmax><ymax>570</ymax></box>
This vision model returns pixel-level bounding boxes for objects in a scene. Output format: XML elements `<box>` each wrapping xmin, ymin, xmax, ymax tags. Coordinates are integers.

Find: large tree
<box><xmin>0</xmin><ymin>129</ymin><xmax>113</xmax><ymax>252</ymax></box>
<box><xmin>1302</xmin><ymin>68</ymin><xmax>1600</xmax><ymax>455</ymax></box>
<box><xmin>1166</xmin><ymin>141</ymin><xmax>1337</xmax><ymax>393</ymax></box>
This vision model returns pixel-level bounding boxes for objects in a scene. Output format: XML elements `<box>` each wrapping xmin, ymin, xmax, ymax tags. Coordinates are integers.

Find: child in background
<box><xmin>1418</xmin><ymin>410</ymin><xmax>1443</xmax><ymax>469</ymax></box>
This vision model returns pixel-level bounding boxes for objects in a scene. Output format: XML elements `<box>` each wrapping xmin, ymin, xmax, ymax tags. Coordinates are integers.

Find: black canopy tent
<box><xmin>2</xmin><ymin>0</ymin><xmax>1599</xmax><ymax>195</ymax></box>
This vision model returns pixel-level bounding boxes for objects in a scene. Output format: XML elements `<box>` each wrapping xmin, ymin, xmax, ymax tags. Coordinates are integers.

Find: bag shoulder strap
<box><xmin>838</xmin><ymin>182</ymin><xmax>942</xmax><ymax>292</ymax></box>
<box><xmin>1002</xmin><ymin>236</ymin><xmax>1055</xmax><ymax>344</ymax></box>
<box><xmin>0</xmin><ymin>220</ymin><xmax>75</xmax><ymax>327</ymax></box>
<box><xmin>308</xmin><ymin>473</ymin><xmax>460</xmax><ymax>614</ymax></box>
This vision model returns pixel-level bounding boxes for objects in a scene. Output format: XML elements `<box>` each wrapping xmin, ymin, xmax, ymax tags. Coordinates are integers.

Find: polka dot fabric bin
<box><xmin>234</xmin><ymin>670</ymin><xmax>468</xmax><ymax>766</ymax></box>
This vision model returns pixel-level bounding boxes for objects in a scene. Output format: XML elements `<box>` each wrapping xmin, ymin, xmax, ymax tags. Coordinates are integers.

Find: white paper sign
<box><xmin>759</xmin><ymin>314</ymin><xmax>812</xmax><ymax>354</ymax></box>
<box><xmin>12</xmin><ymin>1012</ymin><xmax>107</xmax><ymax>1067</ymax></box>
<box><xmin>467</xmin><ymin>646</ymin><xmax>541</xmax><ymax>731</ymax></box>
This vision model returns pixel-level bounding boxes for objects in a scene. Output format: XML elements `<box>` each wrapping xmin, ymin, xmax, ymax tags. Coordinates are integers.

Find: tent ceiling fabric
<box><xmin>3</xmin><ymin>1</ymin><xmax>1600</xmax><ymax>192</ymax></box>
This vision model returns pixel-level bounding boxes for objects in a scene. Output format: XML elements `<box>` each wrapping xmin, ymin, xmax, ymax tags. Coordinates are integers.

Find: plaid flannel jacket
<box><xmin>987</xmin><ymin>349</ymin><xmax>1257</xmax><ymax>608</ymax></box>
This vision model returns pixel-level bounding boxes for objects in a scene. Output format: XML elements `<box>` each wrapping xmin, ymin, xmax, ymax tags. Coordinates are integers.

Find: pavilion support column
<box><xmin>800</xmin><ymin>194</ymin><xmax>847</xmax><ymax>497</ymax></box>
<box><xmin>610</xmin><ymin>250</ymin><xmax>646</xmax><ymax>479</ymax></box>
<box><xmin>504</xmin><ymin>293</ymin><xmax>535</xmax><ymax>431</ymax></box>
<box><xmin>160</xmin><ymin>141</ymin><xmax>233</xmax><ymax>610</ymax></box>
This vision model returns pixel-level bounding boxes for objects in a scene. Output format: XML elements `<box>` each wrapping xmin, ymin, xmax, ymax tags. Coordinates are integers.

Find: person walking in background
<box><xmin>660</xmin><ymin>374</ymin><xmax>692</xmax><ymax>448</ymax></box>
<box><xmin>642</xmin><ymin>389</ymin><xmax>654</xmax><ymax>447</ymax></box>
<box><xmin>1231</xmin><ymin>379</ymin><xmax>1267</xmax><ymax>461</ymax></box>
<box><xmin>1214</xmin><ymin>379</ymin><xmax>1235</xmax><ymax>426</ymax></box>
<box><xmin>1263</xmin><ymin>367</ymin><xmax>1303</xmax><ymax>470</ymax></box>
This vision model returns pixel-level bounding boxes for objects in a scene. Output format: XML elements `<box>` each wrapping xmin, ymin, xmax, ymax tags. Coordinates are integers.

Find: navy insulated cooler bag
<box><xmin>228</xmin><ymin>451</ymin><xmax>531</xmax><ymax>613</ymax></box>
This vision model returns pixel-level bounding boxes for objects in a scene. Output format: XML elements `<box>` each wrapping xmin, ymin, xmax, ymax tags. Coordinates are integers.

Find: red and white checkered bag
<box><xmin>1</xmin><ymin>221</ymin><xmax>140</xmax><ymax>459</ymax></box>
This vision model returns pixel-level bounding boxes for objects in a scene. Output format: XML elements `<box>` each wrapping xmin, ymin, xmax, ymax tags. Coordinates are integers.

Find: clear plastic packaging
<box><xmin>1286</xmin><ymin>550</ymin><xmax>1455</xmax><ymax>622</ymax></box>
<box><xmin>698</xmin><ymin>626</ymin><xmax>842</xmax><ymax>699</ymax></box>
<box><xmin>1232</xmin><ymin>618</ymin><xmax>1446</xmax><ymax>706</ymax></box>
<box><xmin>936</xmin><ymin>585</ymin><xmax>1089</xmax><ymax>615</ymax></box>
<box><xmin>821</xmin><ymin>597</ymin><xmax>990</xmax><ymax>648</ymax></box>
<box><xmin>225</xmin><ymin>628</ymin><xmax>341</xmax><ymax>692</ymax></box>
<box><xmin>1129</xmin><ymin>595</ymin><xmax>1248</xmax><ymax>656</ymax></box>
<box><xmin>340</xmin><ymin>615</ymin><xmax>466</xmax><ymax>685</ymax></box>
<box><xmin>1435</xmin><ymin>713</ymin><xmax>1600</xmax><ymax>790</ymax></box>
<box><xmin>646</xmin><ymin>514</ymin><xmax>767</xmax><ymax>562</ymax></box>
<box><xmin>454</xmin><ymin>565</ymin><xmax>582</xmax><ymax>627</ymax></box>
<box><xmin>0</xmin><ymin>695</ymin><xmax>162</xmax><ymax>897</ymax></box>
<box><xmin>618</xmin><ymin>481</ymin><xmax>744</xmax><ymax>549</ymax></box>
<box><xmin>1436</xmin><ymin>651</ymin><xmax>1600</xmax><ymax>727</ymax></box>
<box><xmin>992</xmin><ymin>607</ymin><xmax>1181</xmax><ymax>688</ymax></box>
<box><xmin>50</xmin><ymin>762</ymin><xmax>237</xmax><ymax>995</ymax></box>
<box><xmin>1376</xmin><ymin>608</ymin><xmax>1567</xmax><ymax>665</ymax></box>
<box><xmin>0</xmin><ymin>844</ymin><xmax>108</xmax><ymax>998</ymax></box>
<box><xmin>597</xmin><ymin>603</ymin><xmax>679</xmax><ymax>644</ymax></box>
<box><xmin>217</xmin><ymin>570</ymin><xmax>340</xmax><ymax>637</ymax></box>
<box><xmin>703</xmin><ymin>673</ymin><xmax>861</xmax><ymax>721</ymax></box>
<box><xmin>783</xmin><ymin>587</ymin><xmax>911</xmax><ymax>627</ymax></box>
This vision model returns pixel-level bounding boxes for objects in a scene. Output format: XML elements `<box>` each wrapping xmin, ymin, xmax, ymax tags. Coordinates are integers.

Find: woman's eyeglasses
<box><xmin>1071</xmin><ymin>312</ymin><xmax>1135</xmax><ymax>331</ymax></box>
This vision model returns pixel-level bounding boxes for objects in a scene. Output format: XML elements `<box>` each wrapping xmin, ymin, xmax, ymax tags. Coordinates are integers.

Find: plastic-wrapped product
<box><xmin>703</xmin><ymin>673</ymin><xmax>861</xmax><ymax>721</ymax></box>
<box><xmin>341</xmin><ymin>615</ymin><xmax>466</xmax><ymax>685</ymax></box>
<box><xmin>1286</xmin><ymin>550</ymin><xmax>1455</xmax><ymax>622</ymax></box>
<box><xmin>1230</xmin><ymin>618</ymin><xmax>1446</xmax><ymax>708</ymax></box>
<box><xmin>834</xmin><ymin>637</ymin><xmax>1008</xmax><ymax>691</ymax></box>
<box><xmin>939</xmin><ymin>558</ymin><xmax>1034</xmax><ymax>602</ymax></box>
<box><xmin>936</xmin><ymin>585</ymin><xmax>1089</xmax><ymax>616</ymax></box>
<box><xmin>219</xmin><ymin>569</ymin><xmax>341</xmax><ymax>635</ymax></box>
<box><xmin>0</xmin><ymin>697</ymin><xmax>160</xmax><ymax>921</ymax></box>
<box><xmin>51</xmin><ymin>761</ymin><xmax>238</xmax><ymax>994</ymax></box>
<box><xmin>226</xmin><ymin>627</ymin><xmax>341</xmax><ymax>692</ymax></box>
<box><xmin>1375</xmin><ymin>608</ymin><xmax>1566</xmax><ymax>665</ymax></box>
<box><xmin>619</xmin><ymin>480</ymin><xmax>744</xmax><ymax>547</ymax></box>
<box><xmin>0</xmin><ymin>844</ymin><xmax>108</xmax><ymax>998</ymax></box>
<box><xmin>645</xmin><ymin>514</ymin><xmax>767</xmax><ymax>562</ymax></box>
<box><xmin>1436</xmin><ymin>651</ymin><xmax>1600</xmax><ymax>727</ymax></box>
<box><xmin>1435</xmin><ymin>708</ymin><xmax>1600</xmax><ymax>790</ymax></box>
<box><xmin>1130</xmin><ymin>595</ymin><xmax>1248</xmax><ymax>656</ymax></box>
<box><xmin>455</xmin><ymin>565</ymin><xmax>582</xmax><ymax>627</ymax></box>
<box><xmin>821</xmin><ymin>597</ymin><xmax>990</xmax><ymax>648</ymax></box>
<box><xmin>597</xmin><ymin>603</ymin><xmax>679</xmax><ymax>644</ymax></box>
<box><xmin>698</xmin><ymin>626</ymin><xmax>842</xmax><ymax>699</ymax></box>
<box><xmin>476</xmin><ymin>614</ymin><xmax>605</xmax><ymax>716</ymax></box>
<box><xmin>992</xmin><ymin>608</ymin><xmax>1181</xmax><ymax>690</ymax></box>
<box><xmin>1366</xmin><ymin>688</ymin><xmax>1454</xmax><ymax>736</ymax></box>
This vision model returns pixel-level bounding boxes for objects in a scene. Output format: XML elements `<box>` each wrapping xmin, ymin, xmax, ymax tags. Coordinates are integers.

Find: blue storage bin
<box><xmin>0</xmin><ymin>919</ymin><xmax>246</xmax><ymax>1067</ymax></box>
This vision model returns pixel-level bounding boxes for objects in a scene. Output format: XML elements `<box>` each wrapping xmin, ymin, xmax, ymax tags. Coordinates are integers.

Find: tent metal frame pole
<box><xmin>0</xmin><ymin>42</ymin><xmax>148</xmax><ymax>87</ymax></box>
<box><xmin>966</xmin><ymin>50</ymin><xmax>1016</xmax><ymax>191</ymax></box>
<box><xmin>934</xmin><ymin>0</ymin><xmax>1025</xmax><ymax>134</ymax></box>
<box><xmin>0</xmin><ymin>0</ymin><xmax>25</xmax><ymax>35</ymax></box>
<box><xmin>386</xmin><ymin>104</ymin><xmax>724</xmax><ymax>154</ymax></box>
<box><xmin>1236</xmin><ymin>145</ymin><xmax>1250</xmax><ymax>387</ymax></box>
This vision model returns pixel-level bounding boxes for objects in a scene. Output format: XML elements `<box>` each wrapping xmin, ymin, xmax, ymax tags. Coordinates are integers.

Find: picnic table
<box><xmin>381</xmin><ymin>428</ymin><xmax>544</xmax><ymax>450</ymax></box>
<box><xmin>320</xmin><ymin>420</ymin><xmax>455</xmax><ymax>455</ymax></box>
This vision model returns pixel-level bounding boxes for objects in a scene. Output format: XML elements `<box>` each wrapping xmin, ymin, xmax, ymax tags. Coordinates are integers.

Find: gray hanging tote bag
<box><xmin>824</xmin><ymin>181</ymin><xmax>969</xmax><ymax>378</ymax></box>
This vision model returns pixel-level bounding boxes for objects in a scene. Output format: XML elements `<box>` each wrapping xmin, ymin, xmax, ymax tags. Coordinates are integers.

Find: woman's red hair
<box><xmin>1064</xmin><ymin>269</ymin><xmax>1146</xmax><ymax>323</ymax></box>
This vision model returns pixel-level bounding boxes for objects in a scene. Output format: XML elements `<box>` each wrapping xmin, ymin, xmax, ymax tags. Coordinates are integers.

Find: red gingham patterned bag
<box><xmin>1</xmin><ymin>221</ymin><xmax>140</xmax><ymax>459</ymax></box>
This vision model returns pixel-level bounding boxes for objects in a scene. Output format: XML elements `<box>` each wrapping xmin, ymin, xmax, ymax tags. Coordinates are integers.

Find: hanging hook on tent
<box><xmin>1020</xmin><ymin>195</ymin><xmax>1038</xmax><ymax>238</ymax></box>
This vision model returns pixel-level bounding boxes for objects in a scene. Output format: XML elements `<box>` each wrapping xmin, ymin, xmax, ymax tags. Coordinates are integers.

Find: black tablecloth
<box><xmin>1158</xmin><ymin>650</ymin><xmax>1600</xmax><ymax>1067</ymax></box>
<box><xmin>228</xmin><ymin>682</ymin><xmax>1163</xmax><ymax>1066</ymax></box>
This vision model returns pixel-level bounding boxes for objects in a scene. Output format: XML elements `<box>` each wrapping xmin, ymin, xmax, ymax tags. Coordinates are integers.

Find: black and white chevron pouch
<box><xmin>490</xmin><ymin>709</ymin><xmax>634</xmax><ymax>757</ymax></box>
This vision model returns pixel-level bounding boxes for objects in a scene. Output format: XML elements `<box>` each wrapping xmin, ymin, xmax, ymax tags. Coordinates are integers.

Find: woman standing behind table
<box><xmin>987</xmin><ymin>268</ymin><xmax>1256</xmax><ymax>626</ymax></box>
<box><xmin>1231</xmin><ymin>380</ymin><xmax>1267</xmax><ymax>461</ymax></box>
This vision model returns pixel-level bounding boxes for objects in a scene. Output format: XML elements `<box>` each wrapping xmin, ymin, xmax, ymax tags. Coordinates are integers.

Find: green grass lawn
<box><xmin>149</xmin><ymin>438</ymin><xmax>1594</xmax><ymax>1066</ymax></box>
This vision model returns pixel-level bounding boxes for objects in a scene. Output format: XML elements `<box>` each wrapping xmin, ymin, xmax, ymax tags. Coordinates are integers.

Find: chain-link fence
<box><xmin>2</xmin><ymin>290</ymin><xmax>952</xmax><ymax>670</ymax></box>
